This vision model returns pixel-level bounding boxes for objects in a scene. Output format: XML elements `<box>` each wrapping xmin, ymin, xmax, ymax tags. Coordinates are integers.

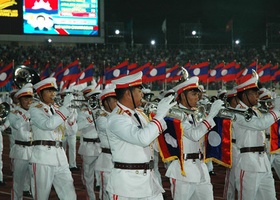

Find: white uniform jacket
<box><xmin>8</xmin><ymin>107</ymin><xmax>33</xmax><ymax>160</ymax></box>
<box><xmin>166</xmin><ymin>103</ymin><xmax>216</xmax><ymax>183</ymax></box>
<box><xmin>95</xmin><ymin>110</ymin><xmax>113</xmax><ymax>172</ymax></box>
<box><xmin>232</xmin><ymin>101</ymin><xmax>280</xmax><ymax>172</ymax></box>
<box><xmin>77</xmin><ymin>106</ymin><xmax>100</xmax><ymax>156</ymax></box>
<box><xmin>29</xmin><ymin>102</ymin><xmax>71</xmax><ymax>166</ymax></box>
<box><xmin>106</xmin><ymin>103</ymin><xmax>166</xmax><ymax>198</ymax></box>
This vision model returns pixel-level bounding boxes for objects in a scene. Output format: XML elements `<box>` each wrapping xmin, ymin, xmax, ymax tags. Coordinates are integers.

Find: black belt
<box><xmin>32</xmin><ymin>140</ymin><xmax>63</xmax><ymax>148</ymax></box>
<box><xmin>114</xmin><ymin>160</ymin><xmax>154</xmax><ymax>170</ymax></box>
<box><xmin>240</xmin><ymin>146</ymin><xmax>265</xmax><ymax>153</ymax></box>
<box><xmin>15</xmin><ymin>140</ymin><xmax>32</xmax><ymax>146</ymax></box>
<box><xmin>83</xmin><ymin>137</ymin><xmax>100</xmax><ymax>143</ymax></box>
<box><xmin>102</xmin><ymin>148</ymin><xmax>111</xmax><ymax>154</ymax></box>
<box><xmin>183</xmin><ymin>153</ymin><xmax>203</xmax><ymax>160</ymax></box>
<box><xmin>232</xmin><ymin>139</ymin><xmax>236</xmax><ymax>143</ymax></box>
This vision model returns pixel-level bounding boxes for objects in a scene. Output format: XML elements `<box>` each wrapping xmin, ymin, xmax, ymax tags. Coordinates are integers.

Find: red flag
<box><xmin>270</xmin><ymin>120</ymin><xmax>280</xmax><ymax>153</ymax></box>
<box><xmin>143</xmin><ymin>61</ymin><xmax>166</xmax><ymax>83</ymax></box>
<box><xmin>205</xmin><ymin>117</ymin><xmax>232</xmax><ymax>168</ymax></box>
<box><xmin>40</xmin><ymin>62</ymin><xmax>50</xmax><ymax>80</ymax></box>
<box><xmin>165</xmin><ymin>64</ymin><xmax>182</xmax><ymax>82</ymax></box>
<box><xmin>23</xmin><ymin>58</ymin><xmax>30</xmax><ymax>66</ymax></box>
<box><xmin>209</xmin><ymin>62</ymin><xmax>224</xmax><ymax>82</ymax></box>
<box><xmin>0</xmin><ymin>61</ymin><xmax>14</xmax><ymax>87</ymax></box>
<box><xmin>61</xmin><ymin>60</ymin><xmax>80</xmax><ymax>81</ymax></box>
<box><xmin>77</xmin><ymin>63</ymin><xmax>94</xmax><ymax>85</ymax></box>
<box><xmin>105</xmin><ymin>60</ymin><xmax>128</xmax><ymax>84</ymax></box>
<box><xmin>236</xmin><ymin>61</ymin><xmax>257</xmax><ymax>84</ymax></box>
<box><xmin>225</xmin><ymin>19</ymin><xmax>233</xmax><ymax>32</ymax></box>
<box><xmin>257</xmin><ymin>63</ymin><xmax>271</xmax><ymax>83</ymax></box>
<box><xmin>129</xmin><ymin>62</ymin><xmax>151</xmax><ymax>75</ymax></box>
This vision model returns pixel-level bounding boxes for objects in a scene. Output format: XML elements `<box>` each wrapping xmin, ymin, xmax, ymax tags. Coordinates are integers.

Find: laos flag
<box><xmin>270</xmin><ymin>120</ymin><xmax>280</xmax><ymax>154</ymax></box>
<box><xmin>157</xmin><ymin>117</ymin><xmax>185</xmax><ymax>175</ymax></box>
<box><xmin>205</xmin><ymin>117</ymin><xmax>232</xmax><ymax>168</ymax></box>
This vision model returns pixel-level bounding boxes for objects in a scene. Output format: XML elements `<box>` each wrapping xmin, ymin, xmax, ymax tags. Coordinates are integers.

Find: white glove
<box><xmin>273</xmin><ymin>97</ymin><xmax>280</xmax><ymax>110</ymax></box>
<box><xmin>63</xmin><ymin>94</ymin><xmax>74</xmax><ymax>108</ymax></box>
<box><xmin>207</xmin><ymin>99</ymin><xmax>225</xmax><ymax>119</ymax></box>
<box><xmin>155</xmin><ymin>95</ymin><xmax>177</xmax><ymax>119</ymax></box>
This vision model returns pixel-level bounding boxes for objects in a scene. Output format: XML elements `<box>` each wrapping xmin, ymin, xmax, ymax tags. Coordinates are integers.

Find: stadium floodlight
<box><xmin>235</xmin><ymin>39</ymin><xmax>240</xmax><ymax>45</ymax></box>
<box><xmin>47</xmin><ymin>38</ymin><xmax>52</xmax><ymax>43</ymax></box>
<box><xmin>151</xmin><ymin>40</ymin><xmax>156</xmax><ymax>45</ymax></box>
<box><xmin>115</xmin><ymin>29</ymin><xmax>120</xmax><ymax>35</ymax></box>
<box><xmin>192</xmin><ymin>30</ymin><xmax>197</xmax><ymax>35</ymax></box>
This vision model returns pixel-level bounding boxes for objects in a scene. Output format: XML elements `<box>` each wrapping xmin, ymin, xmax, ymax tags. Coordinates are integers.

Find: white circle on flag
<box><xmin>258</xmin><ymin>71</ymin><xmax>263</xmax><ymax>76</ymax></box>
<box><xmin>166</xmin><ymin>72</ymin><xmax>171</xmax><ymax>78</ymax></box>
<box><xmin>208</xmin><ymin>131</ymin><xmax>221</xmax><ymax>147</ymax></box>
<box><xmin>177</xmin><ymin>71</ymin><xmax>182</xmax><ymax>76</ymax></box>
<box><xmin>113</xmin><ymin>69</ymin><xmax>120</xmax><ymax>77</ymax></box>
<box><xmin>64</xmin><ymin>69</ymin><xmax>70</xmax><ymax>76</ymax></box>
<box><xmin>80</xmin><ymin>72</ymin><xmax>85</xmax><ymax>79</ymax></box>
<box><xmin>0</xmin><ymin>72</ymin><xmax>7</xmax><ymax>81</ymax></box>
<box><xmin>150</xmin><ymin>69</ymin><xmax>157</xmax><ymax>76</ymax></box>
<box><xmin>193</xmin><ymin>68</ymin><xmax>200</xmax><ymax>76</ymax></box>
<box><xmin>210</xmin><ymin>70</ymin><xmax>216</xmax><ymax>77</ymax></box>
<box><xmin>242</xmin><ymin>69</ymin><xmax>248</xmax><ymax>75</ymax></box>
<box><xmin>221</xmin><ymin>69</ymin><xmax>228</xmax><ymax>76</ymax></box>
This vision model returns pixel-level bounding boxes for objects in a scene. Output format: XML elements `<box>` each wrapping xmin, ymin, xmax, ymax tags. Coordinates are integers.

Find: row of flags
<box><xmin>0</xmin><ymin>59</ymin><xmax>279</xmax><ymax>90</ymax></box>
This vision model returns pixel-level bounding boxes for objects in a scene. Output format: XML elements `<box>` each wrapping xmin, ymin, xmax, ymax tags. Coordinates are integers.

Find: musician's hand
<box><xmin>208</xmin><ymin>99</ymin><xmax>224</xmax><ymax>119</ymax></box>
<box><xmin>63</xmin><ymin>94</ymin><xmax>74</xmax><ymax>108</ymax></box>
<box><xmin>155</xmin><ymin>95</ymin><xmax>177</xmax><ymax>119</ymax></box>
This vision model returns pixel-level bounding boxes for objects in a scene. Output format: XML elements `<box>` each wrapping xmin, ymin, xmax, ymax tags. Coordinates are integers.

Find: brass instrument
<box><xmin>258</xmin><ymin>99</ymin><xmax>274</xmax><ymax>113</ymax></box>
<box><xmin>0</xmin><ymin>102</ymin><xmax>10</xmax><ymax>123</ymax></box>
<box><xmin>142</xmin><ymin>100</ymin><xmax>206</xmax><ymax>122</ymax></box>
<box><xmin>13</xmin><ymin>65</ymin><xmax>40</xmax><ymax>89</ymax></box>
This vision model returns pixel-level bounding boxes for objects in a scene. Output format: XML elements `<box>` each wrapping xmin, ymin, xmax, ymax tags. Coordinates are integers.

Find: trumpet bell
<box><xmin>0</xmin><ymin>102</ymin><xmax>10</xmax><ymax>120</ymax></box>
<box><xmin>13</xmin><ymin>65</ymin><xmax>40</xmax><ymax>89</ymax></box>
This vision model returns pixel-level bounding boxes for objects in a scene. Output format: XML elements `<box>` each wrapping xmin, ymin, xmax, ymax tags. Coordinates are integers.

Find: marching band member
<box><xmin>0</xmin><ymin>89</ymin><xmax>19</xmax><ymax>186</ymax></box>
<box><xmin>77</xmin><ymin>89</ymin><xmax>101</xmax><ymax>200</ymax></box>
<box><xmin>8</xmin><ymin>86</ymin><xmax>34</xmax><ymax>199</ymax></box>
<box><xmin>60</xmin><ymin>89</ymin><xmax>79</xmax><ymax>171</ymax></box>
<box><xmin>259</xmin><ymin>89</ymin><xmax>280</xmax><ymax>180</ymax></box>
<box><xmin>223</xmin><ymin>88</ymin><xmax>240</xmax><ymax>200</ymax></box>
<box><xmin>30</xmin><ymin>77</ymin><xmax>76</xmax><ymax>200</ymax></box>
<box><xmin>95</xmin><ymin>87</ymin><xmax>117</xmax><ymax>200</ymax></box>
<box><xmin>165</xmin><ymin>76</ymin><xmax>224</xmax><ymax>200</ymax></box>
<box><xmin>233</xmin><ymin>75</ymin><xmax>280</xmax><ymax>200</ymax></box>
<box><xmin>106</xmin><ymin>72</ymin><xmax>176</xmax><ymax>200</ymax></box>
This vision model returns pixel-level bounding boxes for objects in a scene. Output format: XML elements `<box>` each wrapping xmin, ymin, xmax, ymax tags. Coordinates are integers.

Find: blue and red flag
<box><xmin>165</xmin><ymin>64</ymin><xmax>182</xmax><ymax>82</ymax></box>
<box><xmin>50</xmin><ymin>62</ymin><xmax>63</xmax><ymax>77</ymax></box>
<box><xmin>128</xmin><ymin>63</ymin><xmax>138</xmax><ymax>73</ymax></box>
<box><xmin>0</xmin><ymin>61</ymin><xmax>14</xmax><ymax>87</ymax></box>
<box><xmin>105</xmin><ymin>60</ymin><xmax>128</xmax><ymax>84</ymax></box>
<box><xmin>270</xmin><ymin>120</ymin><xmax>280</xmax><ymax>154</ymax></box>
<box><xmin>236</xmin><ymin>61</ymin><xmax>257</xmax><ymax>84</ymax></box>
<box><xmin>129</xmin><ymin>62</ymin><xmax>151</xmax><ymax>76</ymax></box>
<box><xmin>188</xmin><ymin>61</ymin><xmax>209</xmax><ymax>83</ymax></box>
<box><xmin>205</xmin><ymin>117</ymin><xmax>232</xmax><ymax>168</ymax></box>
<box><xmin>274</xmin><ymin>69</ymin><xmax>280</xmax><ymax>82</ymax></box>
<box><xmin>40</xmin><ymin>62</ymin><xmax>50</xmax><ymax>80</ymax></box>
<box><xmin>157</xmin><ymin>117</ymin><xmax>185</xmax><ymax>175</ymax></box>
<box><xmin>257</xmin><ymin>63</ymin><xmax>271</xmax><ymax>83</ymax></box>
<box><xmin>209</xmin><ymin>62</ymin><xmax>224</xmax><ymax>82</ymax></box>
<box><xmin>143</xmin><ymin>61</ymin><xmax>166</xmax><ymax>83</ymax></box>
<box><xmin>271</xmin><ymin>64</ymin><xmax>279</xmax><ymax>81</ymax></box>
<box><xmin>220</xmin><ymin>61</ymin><xmax>238</xmax><ymax>82</ymax></box>
<box><xmin>77</xmin><ymin>63</ymin><xmax>94</xmax><ymax>85</ymax></box>
<box><xmin>61</xmin><ymin>60</ymin><xmax>80</xmax><ymax>82</ymax></box>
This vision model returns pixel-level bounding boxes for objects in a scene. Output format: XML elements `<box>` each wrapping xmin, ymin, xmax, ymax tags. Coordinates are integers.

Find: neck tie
<box><xmin>50</xmin><ymin>106</ymin><xmax>54</xmax><ymax>115</ymax></box>
<box><xmin>134</xmin><ymin>113</ymin><xmax>142</xmax><ymax>127</ymax></box>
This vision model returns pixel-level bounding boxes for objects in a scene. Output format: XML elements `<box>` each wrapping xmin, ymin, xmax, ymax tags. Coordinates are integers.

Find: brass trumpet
<box><xmin>142</xmin><ymin>99</ymin><xmax>206</xmax><ymax>122</ymax></box>
<box><xmin>258</xmin><ymin>99</ymin><xmax>274</xmax><ymax>113</ymax></box>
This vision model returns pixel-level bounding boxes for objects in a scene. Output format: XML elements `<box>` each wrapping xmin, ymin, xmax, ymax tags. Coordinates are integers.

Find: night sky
<box><xmin>104</xmin><ymin>0</ymin><xmax>280</xmax><ymax>45</ymax></box>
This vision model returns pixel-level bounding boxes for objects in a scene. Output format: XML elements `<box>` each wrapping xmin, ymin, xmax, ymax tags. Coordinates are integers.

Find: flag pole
<box><xmin>131</xmin><ymin>18</ymin><xmax>134</xmax><ymax>49</ymax></box>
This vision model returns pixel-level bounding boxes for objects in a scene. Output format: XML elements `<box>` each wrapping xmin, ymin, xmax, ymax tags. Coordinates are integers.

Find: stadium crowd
<box><xmin>0</xmin><ymin>44</ymin><xmax>280</xmax><ymax>75</ymax></box>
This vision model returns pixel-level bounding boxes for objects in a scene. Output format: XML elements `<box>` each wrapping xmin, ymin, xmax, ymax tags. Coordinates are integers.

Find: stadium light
<box><xmin>47</xmin><ymin>38</ymin><xmax>52</xmax><ymax>43</ymax></box>
<box><xmin>192</xmin><ymin>30</ymin><xmax>197</xmax><ymax>35</ymax></box>
<box><xmin>115</xmin><ymin>29</ymin><xmax>120</xmax><ymax>35</ymax></box>
<box><xmin>235</xmin><ymin>39</ymin><xmax>240</xmax><ymax>45</ymax></box>
<box><xmin>150</xmin><ymin>40</ymin><xmax>156</xmax><ymax>45</ymax></box>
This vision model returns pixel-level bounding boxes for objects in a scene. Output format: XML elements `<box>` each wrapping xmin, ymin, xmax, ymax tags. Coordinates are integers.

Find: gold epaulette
<box><xmin>136</xmin><ymin>108</ymin><xmax>144</xmax><ymax>113</ymax></box>
<box><xmin>116</xmin><ymin>108</ymin><xmax>125</xmax><ymax>115</ymax></box>
<box><xmin>11</xmin><ymin>110</ymin><xmax>18</xmax><ymax>114</ymax></box>
<box><xmin>100</xmin><ymin>112</ymin><xmax>108</xmax><ymax>117</ymax></box>
<box><xmin>35</xmin><ymin>103</ymin><xmax>43</xmax><ymax>108</ymax></box>
<box><xmin>53</xmin><ymin>104</ymin><xmax>59</xmax><ymax>108</ymax></box>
